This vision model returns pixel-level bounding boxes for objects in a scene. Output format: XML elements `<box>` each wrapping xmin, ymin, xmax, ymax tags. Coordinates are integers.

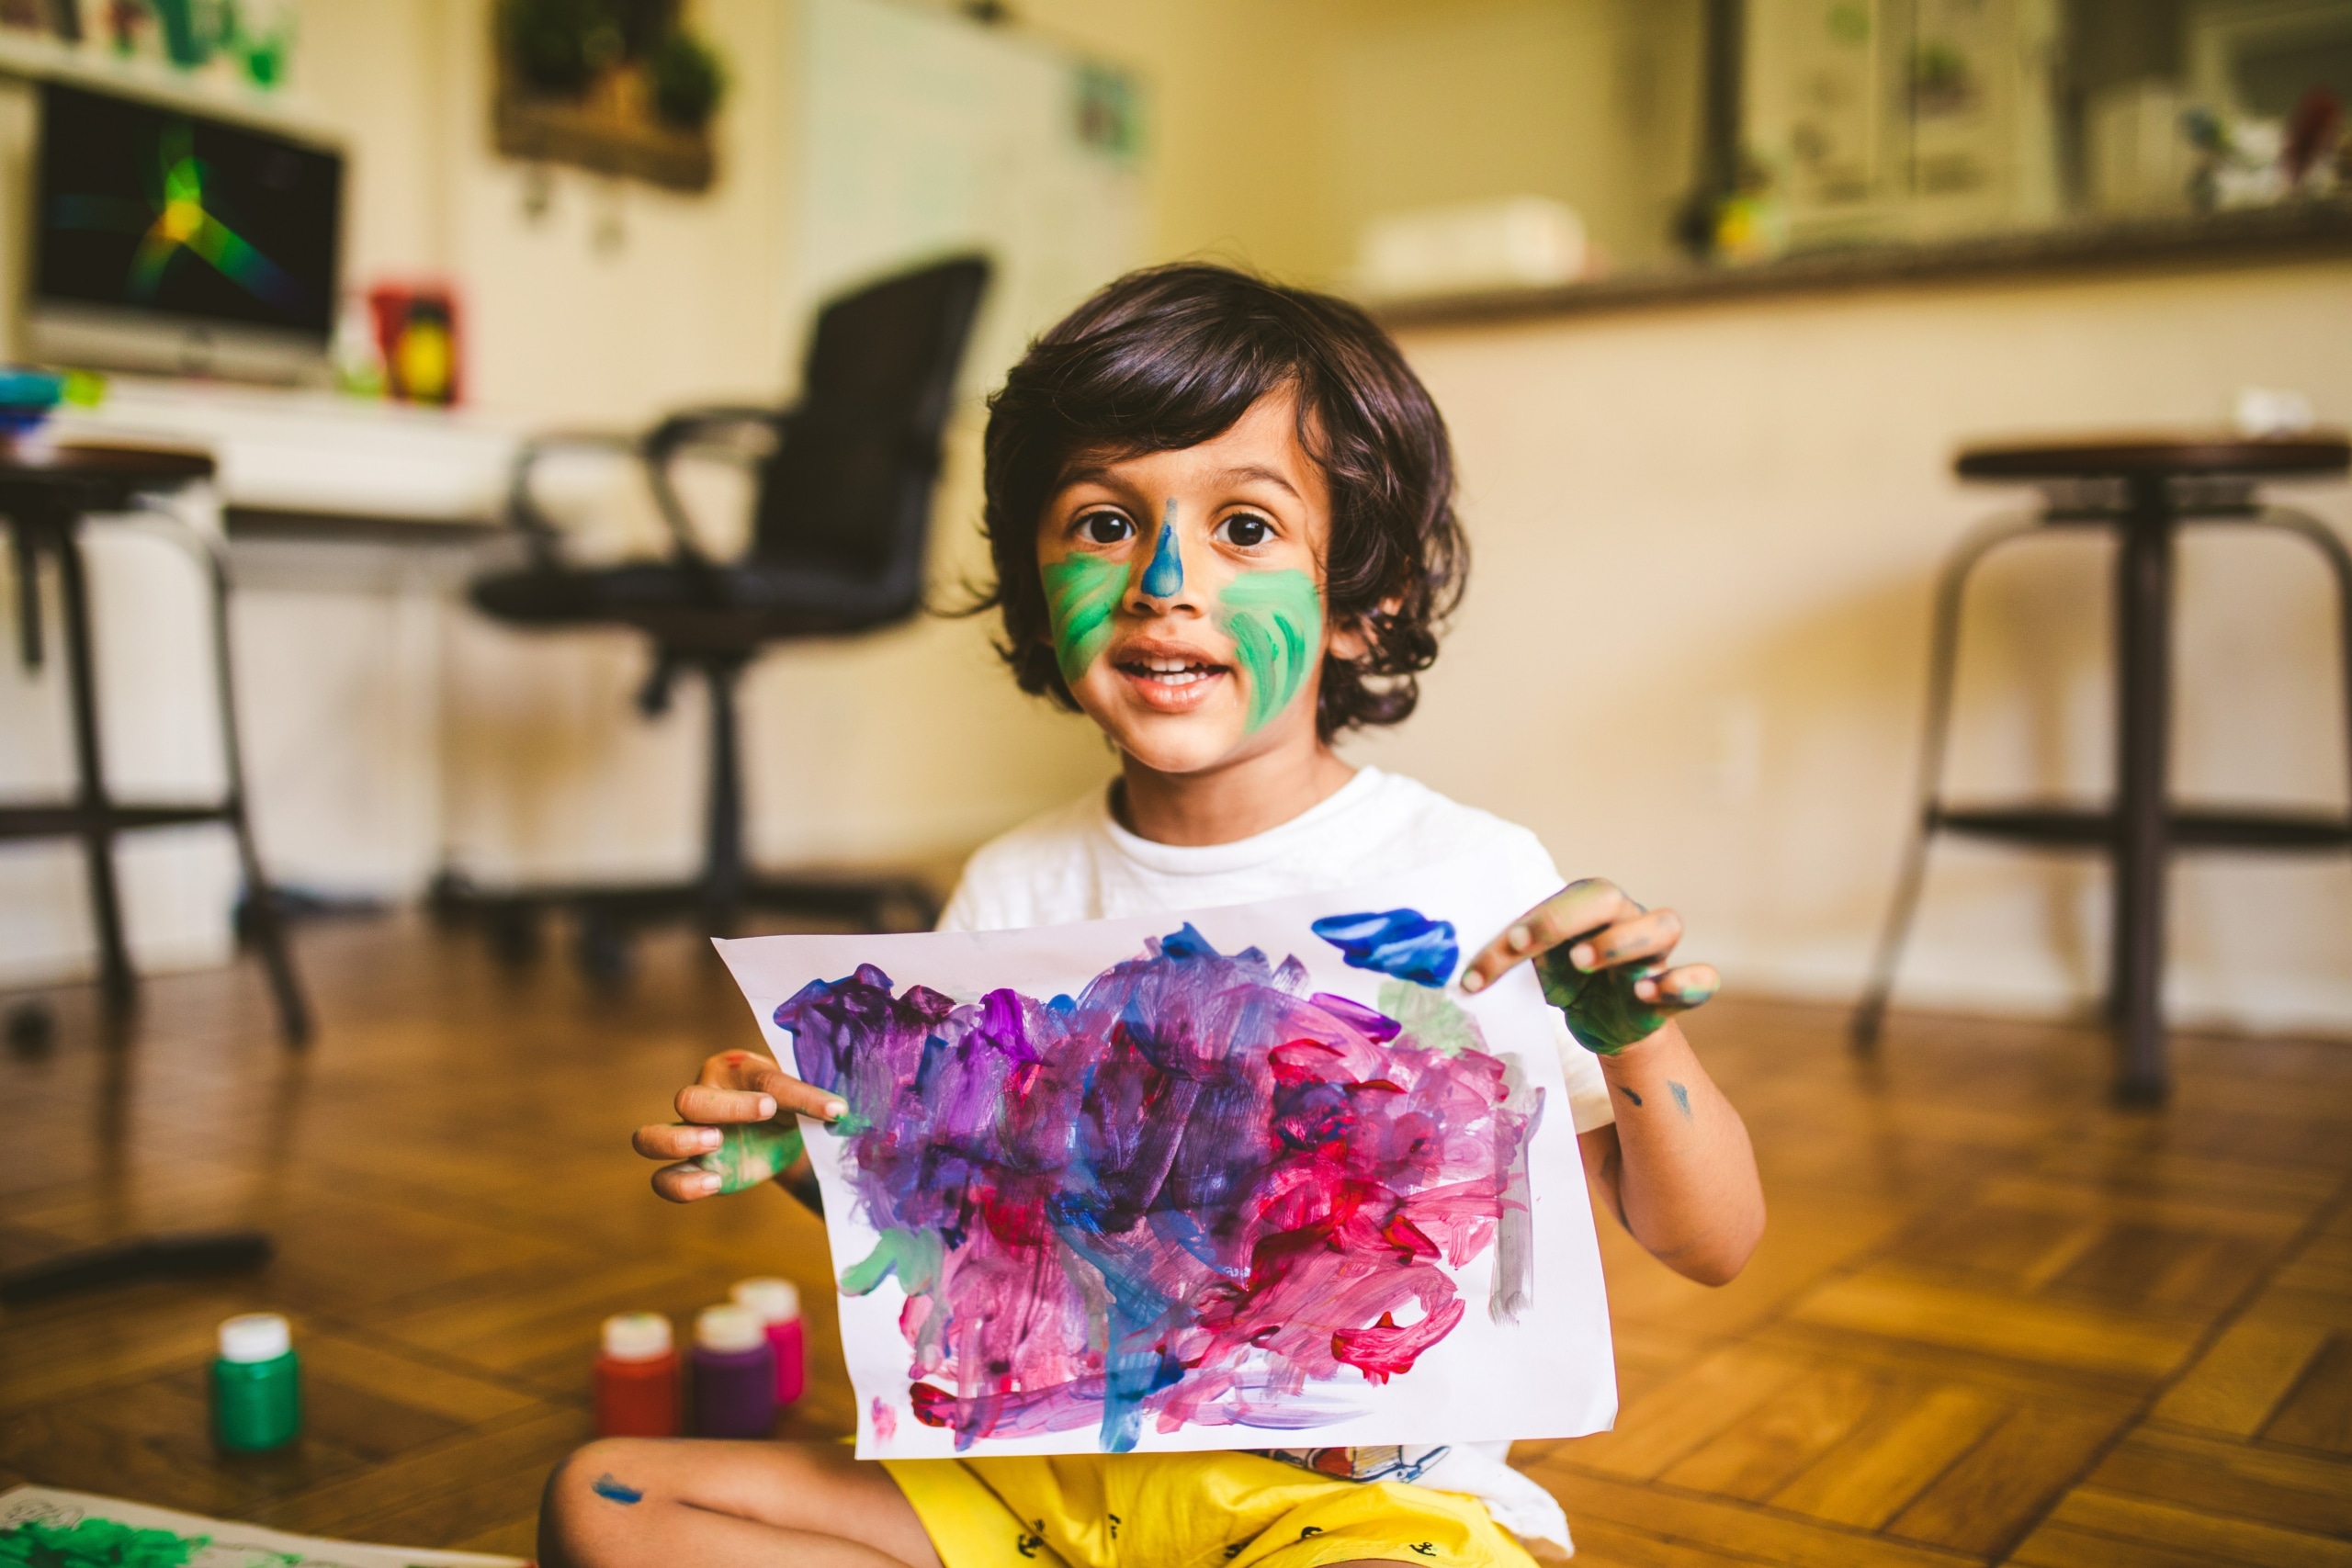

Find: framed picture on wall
<box><xmin>492</xmin><ymin>0</ymin><xmax>727</xmax><ymax>193</ymax></box>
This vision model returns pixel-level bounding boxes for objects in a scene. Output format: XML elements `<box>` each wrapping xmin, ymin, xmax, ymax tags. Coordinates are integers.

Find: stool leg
<box><xmin>53</xmin><ymin>518</ymin><xmax>135</xmax><ymax>1012</ymax></box>
<box><xmin>201</xmin><ymin>540</ymin><xmax>311</xmax><ymax>1046</ymax></box>
<box><xmin>2110</xmin><ymin>480</ymin><xmax>2174</xmax><ymax>1105</ymax></box>
<box><xmin>2254</xmin><ymin>506</ymin><xmax>2352</xmax><ymax>818</ymax></box>
<box><xmin>10</xmin><ymin>524</ymin><xmax>40</xmax><ymax>671</ymax></box>
<box><xmin>1854</xmin><ymin>514</ymin><xmax>2039</xmax><ymax>1051</ymax></box>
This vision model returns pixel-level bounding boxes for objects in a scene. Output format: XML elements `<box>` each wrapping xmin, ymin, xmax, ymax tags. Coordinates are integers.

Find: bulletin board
<box><xmin>796</xmin><ymin>0</ymin><xmax>1148</xmax><ymax>398</ymax></box>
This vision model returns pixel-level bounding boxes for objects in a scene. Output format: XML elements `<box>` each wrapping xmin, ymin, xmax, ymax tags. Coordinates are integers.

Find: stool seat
<box><xmin>1957</xmin><ymin>431</ymin><xmax>2350</xmax><ymax>481</ymax></box>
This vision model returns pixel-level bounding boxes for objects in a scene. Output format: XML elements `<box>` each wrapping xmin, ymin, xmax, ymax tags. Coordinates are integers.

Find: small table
<box><xmin>1</xmin><ymin>439</ymin><xmax>310</xmax><ymax>1043</ymax></box>
<box><xmin>1853</xmin><ymin>432</ymin><xmax>2352</xmax><ymax>1102</ymax></box>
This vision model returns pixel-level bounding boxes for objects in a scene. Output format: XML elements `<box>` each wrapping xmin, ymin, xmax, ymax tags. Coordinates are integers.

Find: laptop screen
<box><xmin>35</xmin><ymin>80</ymin><xmax>343</xmax><ymax>344</ymax></box>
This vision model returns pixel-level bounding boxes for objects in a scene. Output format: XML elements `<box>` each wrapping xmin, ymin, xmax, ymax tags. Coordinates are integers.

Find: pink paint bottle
<box><xmin>691</xmin><ymin>1303</ymin><xmax>775</xmax><ymax>1438</ymax></box>
<box><xmin>731</xmin><ymin>1277</ymin><xmax>805</xmax><ymax>1405</ymax></box>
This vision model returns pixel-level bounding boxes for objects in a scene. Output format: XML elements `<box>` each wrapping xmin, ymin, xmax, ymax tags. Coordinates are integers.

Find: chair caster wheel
<box><xmin>6</xmin><ymin>1000</ymin><xmax>56</xmax><ymax>1057</ymax></box>
<box><xmin>487</xmin><ymin>908</ymin><xmax>543</xmax><ymax>969</ymax></box>
<box><xmin>573</xmin><ymin>917</ymin><xmax>634</xmax><ymax>987</ymax></box>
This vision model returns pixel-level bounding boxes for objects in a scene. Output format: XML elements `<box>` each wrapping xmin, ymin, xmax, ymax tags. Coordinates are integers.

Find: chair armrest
<box><xmin>644</xmin><ymin>405</ymin><xmax>795</xmax><ymax>565</ymax></box>
<box><xmin>503</xmin><ymin>429</ymin><xmax>641</xmax><ymax>567</ymax></box>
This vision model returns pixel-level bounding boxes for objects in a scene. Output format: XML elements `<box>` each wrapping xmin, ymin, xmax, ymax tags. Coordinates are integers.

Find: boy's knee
<box><xmin>538</xmin><ymin>1438</ymin><xmax>664</xmax><ymax>1568</ymax></box>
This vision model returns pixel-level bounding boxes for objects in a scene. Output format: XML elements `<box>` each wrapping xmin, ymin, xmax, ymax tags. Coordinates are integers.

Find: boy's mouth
<box><xmin>1114</xmin><ymin>652</ymin><xmax>1228</xmax><ymax>712</ymax></box>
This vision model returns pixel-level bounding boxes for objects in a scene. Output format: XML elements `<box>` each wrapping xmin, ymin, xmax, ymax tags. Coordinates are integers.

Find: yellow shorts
<box><xmin>881</xmin><ymin>1452</ymin><xmax>1540</xmax><ymax>1568</ymax></box>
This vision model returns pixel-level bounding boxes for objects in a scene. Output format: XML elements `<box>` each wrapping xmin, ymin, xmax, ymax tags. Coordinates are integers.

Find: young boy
<box><xmin>541</xmin><ymin>265</ymin><xmax>1765</xmax><ymax>1568</ymax></box>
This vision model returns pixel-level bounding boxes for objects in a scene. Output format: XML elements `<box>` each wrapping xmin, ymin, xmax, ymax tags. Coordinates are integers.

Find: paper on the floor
<box><xmin>713</xmin><ymin>848</ymin><xmax>1617</xmax><ymax>1461</ymax></box>
<box><xmin>0</xmin><ymin>1485</ymin><xmax>526</xmax><ymax>1568</ymax></box>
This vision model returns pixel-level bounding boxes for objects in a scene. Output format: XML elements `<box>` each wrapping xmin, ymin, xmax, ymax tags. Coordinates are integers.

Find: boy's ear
<box><xmin>1325</xmin><ymin>595</ymin><xmax>1401</xmax><ymax>660</ymax></box>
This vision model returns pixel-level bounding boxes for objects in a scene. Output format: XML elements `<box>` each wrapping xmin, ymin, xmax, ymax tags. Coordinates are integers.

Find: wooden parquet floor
<box><xmin>2</xmin><ymin>918</ymin><xmax>2348</xmax><ymax>1565</ymax></box>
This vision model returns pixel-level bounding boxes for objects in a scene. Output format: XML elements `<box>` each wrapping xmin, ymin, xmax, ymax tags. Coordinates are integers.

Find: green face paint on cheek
<box><xmin>1043</xmin><ymin>554</ymin><xmax>1127</xmax><ymax>687</ymax></box>
<box><xmin>1216</xmin><ymin>570</ymin><xmax>1321</xmax><ymax>733</ymax></box>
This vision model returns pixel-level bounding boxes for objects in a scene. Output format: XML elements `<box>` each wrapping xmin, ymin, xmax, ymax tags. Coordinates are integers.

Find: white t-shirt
<box><xmin>938</xmin><ymin>764</ymin><xmax>1599</xmax><ymax>1551</ymax></box>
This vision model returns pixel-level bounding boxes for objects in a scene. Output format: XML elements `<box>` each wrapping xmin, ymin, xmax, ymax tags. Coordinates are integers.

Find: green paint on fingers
<box><xmin>692</xmin><ymin>1119</ymin><xmax>805</xmax><ymax>1195</ymax></box>
<box><xmin>1216</xmin><ymin>570</ymin><xmax>1321</xmax><ymax>732</ymax></box>
<box><xmin>1044</xmin><ymin>554</ymin><xmax>1127</xmax><ymax>687</ymax></box>
<box><xmin>1534</xmin><ymin>948</ymin><xmax>1671</xmax><ymax>1055</ymax></box>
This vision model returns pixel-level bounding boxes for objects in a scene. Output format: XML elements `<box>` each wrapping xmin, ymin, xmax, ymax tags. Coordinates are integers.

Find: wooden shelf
<box><xmin>0</xmin><ymin>26</ymin><xmax>335</xmax><ymax>141</ymax></box>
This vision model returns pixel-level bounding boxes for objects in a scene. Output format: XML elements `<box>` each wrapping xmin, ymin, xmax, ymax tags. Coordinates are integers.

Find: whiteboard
<box><xmin>797</xmin><ymin>0</ymin><xmax>1149</xmax><ymax>397</ymax></box>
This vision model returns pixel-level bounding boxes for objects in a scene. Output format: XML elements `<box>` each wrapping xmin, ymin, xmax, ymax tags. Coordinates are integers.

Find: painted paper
<box><xmin>716</xmin><ymin>851</ymin><xmax>1615</xmax><ymax>1460</ymax></box>
<box><xmin>0</xmin><ymin>1486</ymin><xmax>523</xmax><ymax>1568</ymax></box>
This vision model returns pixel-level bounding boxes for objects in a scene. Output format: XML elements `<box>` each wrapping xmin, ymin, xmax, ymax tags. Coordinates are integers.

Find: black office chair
<box><xmin>440</xmin><ymin>254</ymin><xmax>990</xmax><ymax>976</ymax></box>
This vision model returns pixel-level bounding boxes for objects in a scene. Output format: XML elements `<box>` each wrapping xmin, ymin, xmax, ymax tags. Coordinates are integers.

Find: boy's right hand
<box><xmin>633</xmin><ymin>1049</ymin><xmax>845</xmax><ymax>1203</ymax></box>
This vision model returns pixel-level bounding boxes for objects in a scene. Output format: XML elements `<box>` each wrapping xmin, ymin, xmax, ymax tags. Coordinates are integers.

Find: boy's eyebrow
<box><xmin>1211</xmin><ymin>464</ymin><xmax>1303</xmax><ymax>501</ymax></box>
<box><xmin>1054</xmin><ymin>462</ymin><xmax>1305</xmax><ymax>504</ymax></box>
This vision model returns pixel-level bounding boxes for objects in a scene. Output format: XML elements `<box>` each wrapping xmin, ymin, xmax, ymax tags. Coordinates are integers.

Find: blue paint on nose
<box><xmin>1141</xmin><ymin>505</ymin><xmax>1183</xmax><ymax>598</ymax></box>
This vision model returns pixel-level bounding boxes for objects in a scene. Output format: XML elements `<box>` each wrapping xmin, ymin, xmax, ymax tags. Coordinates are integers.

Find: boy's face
<box><xmin>1036</xmin><ymin>389</ymin><xmax>1354</xmax><ymax>777</ymax></box>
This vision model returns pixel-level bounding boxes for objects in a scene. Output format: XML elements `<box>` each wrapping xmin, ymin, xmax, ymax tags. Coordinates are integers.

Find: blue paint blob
<box><xmin>1141</xmin><ymin>503</ymin><xmax>1183</xmax><ymax>598</ymax></box>
<box><xmin>592</xmin><ymin>1473</ymin><xmax>644</xmax><ymax>1505</ymax></box>
<box><xmin>1668</xmin><ymin>1080</ymin><xmax>1691</xmax><ymax>1121</ymax></box>
<box><xmin>1310</xmin><ymin>908</ymin><xmax>1459</xmax><ymax>988</ymax></box>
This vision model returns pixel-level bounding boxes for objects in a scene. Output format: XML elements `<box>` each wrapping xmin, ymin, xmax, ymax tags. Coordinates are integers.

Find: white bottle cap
<box><xmin>218</xmin><ymin>1313</ymin><xmax>291</xmax><ymax>1363</ymax></box>
<box><xmin>601</xmin><ymin>1312</ymin><xmax>673</xmax><ymax>1361</ymax></box>
<box><xmin>731</xmin><ymin>1277</ymin><xmax>800</xmax><ymax>1325</ymax></box>
<box><xmin>695</xmin><ymin>1303</ymin><xmax>766</xmax><ymax>1355</ymax></box>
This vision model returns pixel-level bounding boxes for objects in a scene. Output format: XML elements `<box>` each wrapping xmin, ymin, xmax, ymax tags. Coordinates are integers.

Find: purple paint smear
<box><xmin>775</xmin><ymin>919</ymin><xmax>1539</xmax><ymax>1452</ymax></box>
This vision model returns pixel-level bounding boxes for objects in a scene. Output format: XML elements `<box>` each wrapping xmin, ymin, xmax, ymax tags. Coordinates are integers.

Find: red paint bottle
<box><xmin>731</xmin><ymin>1277</ymin><xmax>805</xmax><ymax>1405</ymax></box>
<box><xmin>594</xmin><ymin>1312</ymin><xmax>678</xmax><ymax>1438</ymax></box>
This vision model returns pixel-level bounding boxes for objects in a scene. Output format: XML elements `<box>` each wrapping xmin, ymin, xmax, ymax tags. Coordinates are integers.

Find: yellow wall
<box><xmin>1374</xmin><ymin>259</ymin><xmax>2352</xmax><ymax>1031</ymax></box>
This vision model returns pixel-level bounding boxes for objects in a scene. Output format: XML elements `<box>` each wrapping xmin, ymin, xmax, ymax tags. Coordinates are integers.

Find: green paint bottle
<box><xmin>211</xmin><ymin>1312</ymin><xmax>300</xmax><ymax>1451</ymax></box>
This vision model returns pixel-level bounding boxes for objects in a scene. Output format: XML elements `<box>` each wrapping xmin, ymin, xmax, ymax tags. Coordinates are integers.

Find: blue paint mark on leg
<box><xmin>1617</xmin><ymin>1085</ymin><xmax>1643</xmax><ymax>1107</ymax></box>
<box><xmin>592</xmin><ymin>1473</ymin><xmax>644</xmax><ymax>1505</ymax></box>
<box><xmin>1668</xmin><ymin>1080</ymin><xmax>1691</xmax><ymax>1121</ymax></box>
<box><xmin>1141</xmin><ymin>501</ymin><xmax>1183</xmax><ymax>598</ymax></box>
<box><xmin>1310</xmin><ymin>908</ymin><xmax>1459</xmax><ymax>987</ymax></box>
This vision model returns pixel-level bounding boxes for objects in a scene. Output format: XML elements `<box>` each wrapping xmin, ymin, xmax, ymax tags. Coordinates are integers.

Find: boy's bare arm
<box><xmin>1464</xmin><ymin>879</ymin><xmax>1765</xmax><ymax>1286</ymax></box>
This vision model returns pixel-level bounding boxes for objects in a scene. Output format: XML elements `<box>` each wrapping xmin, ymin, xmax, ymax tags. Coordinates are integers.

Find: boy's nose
<box><xmin>1138</xmin><ymin>501</ymin><xmax>1184</xmax><ymax>600</ymax></box>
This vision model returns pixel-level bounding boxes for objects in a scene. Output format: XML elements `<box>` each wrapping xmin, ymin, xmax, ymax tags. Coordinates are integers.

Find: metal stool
<box><xmin>1853</xmin><ymin>432</ymin><xmax>2352</xmax><ymax>1102</ymax></box>
<box><xmin>1</xmin><ymin>439</ymin><xmax>311</xmax><ymax>1044</ymax></box>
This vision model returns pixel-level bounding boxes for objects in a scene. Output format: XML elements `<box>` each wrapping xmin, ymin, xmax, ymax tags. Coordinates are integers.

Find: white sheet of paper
<box><xmin>716</xmin><ymin>850</ymin><xmax>1615</xmax><ymax>1460</ymax></box>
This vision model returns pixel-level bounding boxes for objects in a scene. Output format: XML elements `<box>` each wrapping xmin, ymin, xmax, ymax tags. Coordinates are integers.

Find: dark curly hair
<box><xmin>969</xmin><ymin>263</ymin><xmax>1468</xmax><ymax>741</ymax></box>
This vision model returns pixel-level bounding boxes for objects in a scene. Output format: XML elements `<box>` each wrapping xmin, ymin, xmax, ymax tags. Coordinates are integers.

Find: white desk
<box><xmin>5</xmin><ymin>380</ymin><xmax>526</xmax><ymax>987</ymax></box>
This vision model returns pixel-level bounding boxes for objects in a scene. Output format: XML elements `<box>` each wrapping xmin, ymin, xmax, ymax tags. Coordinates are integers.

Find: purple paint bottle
<box><xmin>730</xmin><ymin>1278</ymin><xmax>805</xmax><ymax>1406</ymax></box>
<box><xmin>690</xmin><ymin>1303</ymin><xmax>775</xmax><ymax>1438</ymax></box>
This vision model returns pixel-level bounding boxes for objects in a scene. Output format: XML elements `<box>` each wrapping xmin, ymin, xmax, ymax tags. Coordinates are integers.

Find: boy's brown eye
<box><xmin>1216</xmin><ymin>513</ymin><xmax>1272</xmax><ymax>547</ymax></box>
<box><xmin>1079</xmin><ymin>511</ymin><xmax>1133</xmax><ymax>545</ymax></box>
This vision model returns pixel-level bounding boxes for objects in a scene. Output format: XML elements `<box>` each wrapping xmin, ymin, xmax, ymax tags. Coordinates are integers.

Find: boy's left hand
<box><xmin>1459</xmin><ymin>878</ymin><xmax>1718</xmax><ymax>1054</ymax></box>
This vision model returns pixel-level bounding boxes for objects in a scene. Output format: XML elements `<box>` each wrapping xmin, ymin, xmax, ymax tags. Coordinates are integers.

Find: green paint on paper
<box><xmin>1534</xmin><ymin>947</ymin><xmax>1669</xmax><ymax>1055</ymax></box>
<box><xmin>693</xmin><ymin>1119</ymin><xmax>805</xmax><ymax>1195</ymax></box>
<box><xmin>842</xmin><ymin>1226</ymin><xmax>944</xmax><ymax>1297</ymax></box>
<box><xmin>1377</xmin><ymin>977</ymin><xmax>1486</xmax><ymax>1057</ymax></box>
<box><xmin>1044</xmin><ymin>553</ymin><xmax>1127</xmax><ymax>686</ymax></box>
<box><xmin>1216</xmin><ymin>570</ymin><xmax>1320</xmax><ymax>732</ymax></box>
<box><xmin>0</xmin><ymin>1518</ymin><xmax>214</xmax><ymax>1568</ymax></box>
